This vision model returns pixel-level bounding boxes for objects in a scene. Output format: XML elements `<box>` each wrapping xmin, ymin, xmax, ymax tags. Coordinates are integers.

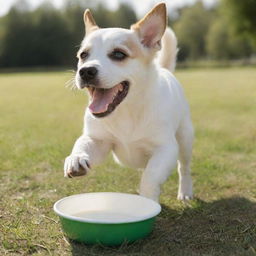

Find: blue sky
<box><xmin>0</xmin><ymin>0</ymin><xmax>217</xmax><ymax>17</ymax></box>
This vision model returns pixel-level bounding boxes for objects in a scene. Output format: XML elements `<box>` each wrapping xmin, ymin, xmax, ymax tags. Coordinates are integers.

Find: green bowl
<box><xmin>53</xmin><ymin>192</ymin><xmax>161</xmax><ymax>246</ymax></box>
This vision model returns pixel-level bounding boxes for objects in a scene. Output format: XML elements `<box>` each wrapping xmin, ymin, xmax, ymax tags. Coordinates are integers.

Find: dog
<box><xmin>64</xmin><ymin>3</ymin><xmax>194</xmax><ymax>202</ymax></box>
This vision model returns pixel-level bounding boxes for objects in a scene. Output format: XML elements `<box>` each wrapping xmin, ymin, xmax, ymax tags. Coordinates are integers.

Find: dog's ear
<box><xmin>131</xmin><ymin>3</ymin><xmax>167</xmax><ymax>50</ymax></box>
<box><xmin>84</xmin><ymin>9</ymin><xmax>99</xmax><ymax>35</ymax></box>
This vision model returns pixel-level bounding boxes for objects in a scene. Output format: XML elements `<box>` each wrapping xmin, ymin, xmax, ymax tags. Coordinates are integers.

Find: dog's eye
<box><xmin>80</xmin><ymin>51</ymin><xmax>89</xmax><ymax>60</ymax></box>
<box><xmin>109</xmin><ymin>50</ymin><xmax>127</xmax><ymax>61</ymax></box>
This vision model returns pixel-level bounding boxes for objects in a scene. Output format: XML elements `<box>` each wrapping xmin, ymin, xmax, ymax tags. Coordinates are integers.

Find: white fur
<box><xmin>64</xmin><ymin>13</ymin><xmax>194</xmax><ymax>202</ymax></box>
<box><xmin>157</xmin><ymin>28</ymin><xmax>178</xmax><ymax>72</ymax></box>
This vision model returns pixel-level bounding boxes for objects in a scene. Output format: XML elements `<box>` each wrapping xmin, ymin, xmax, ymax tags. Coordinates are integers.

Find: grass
<box><xmin>0</xmin><ymin>68</ymin><xmax>256</xmax><ymax>256</ymax></box>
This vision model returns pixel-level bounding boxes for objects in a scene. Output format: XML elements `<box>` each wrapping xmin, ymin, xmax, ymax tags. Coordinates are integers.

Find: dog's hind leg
<box><xmin>139</xmin><ymin>139</ymin><xmax>179</xmax><ymax>202</ymax></box>
<box><xmin>176</xmin><ymin>116</ymin><xmax>194</xmax><ymax>200</ymax></box>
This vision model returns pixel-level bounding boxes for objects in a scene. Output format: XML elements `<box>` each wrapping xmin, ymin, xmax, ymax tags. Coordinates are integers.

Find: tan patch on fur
<box><xmin>84</xmin><ymin>9</ymin><xmax>99</xmax><ymax>35</ymax></box>
<box><xmin>123</xmin><ymin>39</ymin><xmax>142</xmax><ymax>58</ymax></box>
<box><xmin>122</xmin><ymin>38</ymin><xmax>154</xmax><ymax>65</ymax></box>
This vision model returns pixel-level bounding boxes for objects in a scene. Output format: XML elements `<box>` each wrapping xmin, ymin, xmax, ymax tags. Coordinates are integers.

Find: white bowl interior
<box><xmin>54</xmin><ymin>192</ymin><xmax>161</xmax><ymax>223</ymax></box>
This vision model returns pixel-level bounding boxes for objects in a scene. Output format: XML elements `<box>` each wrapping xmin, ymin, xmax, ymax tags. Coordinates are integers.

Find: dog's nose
<box><xmin>79</xmin><ymin>67</ymin><xmax>98</xmax><ymax>82</ymax></box>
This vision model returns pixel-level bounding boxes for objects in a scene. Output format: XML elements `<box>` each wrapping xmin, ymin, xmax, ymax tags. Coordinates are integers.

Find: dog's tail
<box><xmin>157</xmin><ymin>27</ymin><xmax>178</xmax><ymax>73</ymax></box>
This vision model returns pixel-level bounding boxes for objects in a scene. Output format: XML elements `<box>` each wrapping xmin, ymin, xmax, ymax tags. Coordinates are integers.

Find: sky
<box><xmin>0</xmin><ymin>0</ymin><xmax>217</xmax><ymax>17</ymax></box>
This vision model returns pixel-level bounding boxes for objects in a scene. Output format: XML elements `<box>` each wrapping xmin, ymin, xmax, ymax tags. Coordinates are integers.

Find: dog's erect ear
<box><xmin>131</xmin><ymin>3</ymin><xmax>167</xmax><ymax>50</ymax></box>
<box><xmin>84</xmin><ymin>9</ymin><xmax>99</xmax><ymax>35</ymax></box>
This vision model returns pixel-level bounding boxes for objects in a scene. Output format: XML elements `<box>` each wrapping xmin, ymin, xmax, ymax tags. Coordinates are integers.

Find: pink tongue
<box><xmin>89</xmin><ymin>85</ymin><xmax>120</xmax><ymax>114</ymax></box>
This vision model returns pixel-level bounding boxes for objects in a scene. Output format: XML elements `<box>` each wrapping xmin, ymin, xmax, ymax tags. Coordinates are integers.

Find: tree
<box><xmin>206</xmin><ymin>19</ymin><xmax>230</xmax><ymax>60</ymax></box>
<box><xmin>0</xmin><ymin>8</ymin><xmax>35</xmax><ymax>67</ymax></box>
<box><xmin>206</xmin><ymin>0</ymin><xmax>254</xmax><ymax>60</ymax></box>
<box><xmin>222</xmin><ymin>0</ymin><xmax>256</xmax><ymax>44</ymax></box>
<box><xmin>173</xmin><ymin>1</ymin><xmax>214</xmax><ymax>61</ymax></box>
<box><xmin>0</xmin><ymin>3</ymin><xmax>74</xmax><ymax>68</ymax></box>
<box><xmin>110</xmin><ymin>4</ymin><xmax>137</xmax><ymax>28</ymax></box>
<box><xmin>0</xmin><ymin>0</ymin><xmax>137</xmax><ymax>68</ymax></box>
<box><xmin>92</xmin><ymin>3</ymin><xmax>136</xmax><ymax>29</ymax></box>
<box><xmin>62</xmin><ymin>4</ymin><xmax>84</xmax><ymax>47</ymax></box>
<box><xmin>33</xmin><ymin>7</ymin><xmax>74</xmax><ymax>66</ymax></box>
<box><xmin>206</xmin><ymin>18</ymin><xmax>252</xmax><ymax>60</ymax></box>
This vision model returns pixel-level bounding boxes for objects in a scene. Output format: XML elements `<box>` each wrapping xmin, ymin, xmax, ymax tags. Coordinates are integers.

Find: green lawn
<box><xmin>0</xmin><ymin>68</ymin><xmax>256</xmax><ymax>256</ymax></box>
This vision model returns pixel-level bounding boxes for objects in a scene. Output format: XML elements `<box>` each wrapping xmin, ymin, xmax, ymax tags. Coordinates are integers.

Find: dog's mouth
<box><xmin>87</xmin><ymin>81</ymin><xmax>129</xmax><ymax>118</ymax></box>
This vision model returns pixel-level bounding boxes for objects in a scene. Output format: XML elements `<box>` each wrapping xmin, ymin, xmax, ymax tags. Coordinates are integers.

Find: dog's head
<box><xmin>76</xmin><ymin>3</ymin><xmax>167</xmax><ymax>118</ymax></box>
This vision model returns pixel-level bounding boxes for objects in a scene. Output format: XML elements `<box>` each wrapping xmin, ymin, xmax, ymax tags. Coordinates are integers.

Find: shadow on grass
<box><xmin>69</xmin><ymin>197</ymin><xmax>256</xmax><ymax>256</ymax></box>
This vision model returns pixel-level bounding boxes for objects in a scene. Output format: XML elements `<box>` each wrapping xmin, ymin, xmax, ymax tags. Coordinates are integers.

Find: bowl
<box><xmin>53</xmin><ymin>192</ymin><xmax>161</xmax><ymax>245</ymax></box>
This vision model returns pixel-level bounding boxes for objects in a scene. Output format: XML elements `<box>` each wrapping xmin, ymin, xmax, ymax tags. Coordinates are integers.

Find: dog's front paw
<box><xmin>64</xmin><ymin>154</ymin><xmax>90</xmax><ymax>178</ymax></box>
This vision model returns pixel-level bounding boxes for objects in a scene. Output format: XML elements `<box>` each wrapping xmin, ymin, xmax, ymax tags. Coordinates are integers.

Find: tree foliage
<box><xmin>222</xmin><ymin>0</ymin><xmax>256</xmax><ymax>43</ymax></box>
<box><xmin>0</xmin><ymin>0</ymin><xmax>255</xmax><ymax>68</ymax></box>
<box><xmin>206</xmin><ymin>17</ymin><xmax>252</xmax><ymax>60</ymax></box>
<box><xmin>205</xmin><ymin>0</ymin><xmax>254</xmax><ymax>60</ymax></box>
<box><xmin>174</xmin><ymin>2</ymin><xmax>213</xmax><ymax>60</ymax></box>
<box><xmin>0</xmin><ymin>1</ymin><xmax>136</xmax><ymax>68</ymax></box>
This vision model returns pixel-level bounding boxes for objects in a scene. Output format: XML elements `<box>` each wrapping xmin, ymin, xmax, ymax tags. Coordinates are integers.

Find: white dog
<box><xmin>64</xmin><ymin>3</ymin><xmax>194</xmax><ymax>202</ymax></box>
